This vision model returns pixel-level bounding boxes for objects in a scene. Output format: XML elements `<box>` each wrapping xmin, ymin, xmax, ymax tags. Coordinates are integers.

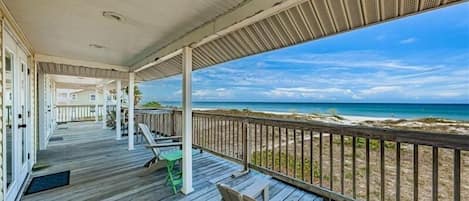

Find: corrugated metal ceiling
<box><xmin>39</xmin><ymin>62</ymin><xmax>129</xmax><ymax>80</ymax></box>
<box><xmin>136</xmin><ymin>0</ymin><xmax>462</xmax><ymax>81</ymax></box>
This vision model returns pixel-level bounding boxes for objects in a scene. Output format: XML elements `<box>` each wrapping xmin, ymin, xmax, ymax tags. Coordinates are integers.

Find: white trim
<box><xmin>94</xmin><ymin>89</ymin><xmax>99</xmax><ymax>122</ymax></box>
<box><xmin>37</xmin><ymin>73</ymin><xmax>48</xmax><ymax>150</ymax></box>
<box><xmin>35</xmin><ymin>54</ymin><xmax>129</xmax><ymax>72</ymax></box>
<box><xmin>128</xmin><ymin>73</ymin><xmax>135</xmax><ymax>150</ymax></box>
<box><xmin>116</xmin><ymin>80</ymin><xmax>122</xmax><ymax>140</ymax></box>
<box><xmin>130</xmin><ymin>0</ymin><xmax>305</xmax><ymax>71</ymax></box>
<box><xmin>2</xmin><ymin>22</ymin><xmax>9</xmax><ymax>199</ymax></box>
<box><xmin>3</xmin><ymin>28</ymin><xmax>31</xmax><ymax>201</ymax></box>
<box><xmin>3</xmin><ymin>23</ymin><xmax>31</xmax><ymax>58</ymax></box>
<box><xmin>3</xmin><ymin>39</ymin><xmax>18</xmax><ymax>201</ymax></box>
<box><xmin>133</xmin><ymin>49</ymin><xmax>182</xmax><ymax>73</ymax></box>
<box><xmin>31</xmin><ymin>60</ymin><xmax>38</xmax><ymax>166</ymax></box>
<box><xmin>0</xmin><ymin>1</ymin><xmax>34</xmax><ymax>55</ymax></box>
<box><xmin>181</xmin><ymin>46</ymin><xmax>193</xmax><ymax>194</ymax></box>
<box><xmin>102</xmin><ymin>87</ymin><xmax>108</xmax><ymax>128</ymax></box>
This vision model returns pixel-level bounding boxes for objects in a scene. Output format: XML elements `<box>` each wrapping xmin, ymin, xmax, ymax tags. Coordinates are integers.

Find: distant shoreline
<box><xmin>193</xmin><ymin>107</ymin><xmax>399</xmax><ymax>126</ymax></box>
<box><xmin>189</xmin><ymin>107</ymin><xmax>469</xmax><ymax>135</ymax></box>
<box><xmin>159</xmin><ymin>101</ymin><xmax>469</xmax><ymax>121</ymax></box>
<box><xmin>162</xmin><ymin>101</ymin><xmax>469</xmax><ymax>105</ymax></box>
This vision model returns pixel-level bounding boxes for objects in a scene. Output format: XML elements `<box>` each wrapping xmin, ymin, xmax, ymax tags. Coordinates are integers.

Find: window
<box><xmin>71</xmin><ymin>94</ymin><xmax>77</xmax><ymax>100</ymax></box>
<box><xmin>89</xmin><ymin>94</ymin><xmax>96</xmax><ymax>101</ymax></box>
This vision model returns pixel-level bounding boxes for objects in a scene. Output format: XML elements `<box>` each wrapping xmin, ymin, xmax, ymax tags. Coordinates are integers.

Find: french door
<box><xmin>4</xmin><ymin>29</ymin><xmax>31</xmax><ymax>201</ymax></box>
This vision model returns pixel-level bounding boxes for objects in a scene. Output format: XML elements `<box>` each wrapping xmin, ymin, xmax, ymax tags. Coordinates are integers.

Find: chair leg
<box><xmin>263</xmin><ymin>187</ymin><xmax>269</xmax><ymax>201</ymax></box>
<box><xmin>144</xmin><ymin>157</ymin><xmax>157</xmax><ymax>167</ymax></box>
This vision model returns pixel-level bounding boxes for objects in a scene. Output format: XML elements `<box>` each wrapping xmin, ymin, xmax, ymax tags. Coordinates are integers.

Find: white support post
<box><xmin>116</xmin><ymin>80</ymin><xmax>122</xmax><ymax>140</ymax></box>
<box><xmin>95</xmin><ymin>88</ymin><xmax>99</xmax><ymax>122</ymax></box>
<box><xmin>102</xmin><ymin>86</ymin><xmax>108</xmax><ymax>128</ymax></box>
<box><xmin>128</xmin><ymin>73</ymin><xmax>135</xmax><ymax>150</ymax></box>
<box><xmin>181</xmin><ymin>46</ymin><xmax>193</xmax><ymax>194</ymax></box>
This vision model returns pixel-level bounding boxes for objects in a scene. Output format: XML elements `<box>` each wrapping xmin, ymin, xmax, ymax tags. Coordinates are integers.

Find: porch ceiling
<box><xmin>50</xmin><ymin>75</ymin><xmax>107</xmax><ymax>85</ymax></box>
<box><xmin>4</xmin><ymin>0</ymin><xmax>464</xmax><ymax>82</ymax></box>
<box><xmin>51</xmin><ymin>75</ymin><xmax>126</xmax><ymax>90</ymax></box>
<box><xmin>38</xmin><ymin>62</ymin><xmax>129</xmax><ymax>80</ymax></box>
<box><xmin>4</xmin><ymin>0</ymin><xmax>245</xmax><ymax>66</ymax></box>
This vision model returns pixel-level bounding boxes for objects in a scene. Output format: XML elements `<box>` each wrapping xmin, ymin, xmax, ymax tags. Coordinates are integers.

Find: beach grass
<box><xmin>194</xmin><ymin>108</ymin><xmax>469</xmax><ymax>200</ymax></box>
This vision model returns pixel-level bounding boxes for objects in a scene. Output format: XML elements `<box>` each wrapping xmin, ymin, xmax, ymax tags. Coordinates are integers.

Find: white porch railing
<box><xmin>56</xmin><ymin>105</ymin><xmax>116</xmax><ymax>123</ymax></box>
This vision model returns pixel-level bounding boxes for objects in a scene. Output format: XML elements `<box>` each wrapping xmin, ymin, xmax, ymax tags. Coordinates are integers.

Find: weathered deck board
<box><xmin>21</xmin><ymin>122</ymin><xmax>322</xmax><ymax>201</ymax></box>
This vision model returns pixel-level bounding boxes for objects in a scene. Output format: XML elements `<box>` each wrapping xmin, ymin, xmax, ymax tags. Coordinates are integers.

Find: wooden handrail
<box><xmin>135</xmin><ymin>109</ymin><xmax>466</xmax><ymax>201</ymax></box>
<box><xmin>191</xmin><ymin>110</ymin><xmax>469</xmax><ymax>150</ymax></box>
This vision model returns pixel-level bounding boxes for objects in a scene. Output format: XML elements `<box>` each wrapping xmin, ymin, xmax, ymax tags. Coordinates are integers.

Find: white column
<box><xmin>95</xmin><ymin>88</ymin><xmax>99</xmax><ymax>122</ymax></box>
<box><xmin>181</xmin><ymin>46</ymin><xmax>193</xmax><ymax>194</ymax></box>
<box><xmin>102</xmin><ymin>86</ymin><xmax>108</xmax><ymax>128</ymax></box>
<box><xmin>116</xmin><ymin>80</ymin><xmax>122</xmax><ymax>140</ymax></box>
<box><xmin>128</xmin><ymin>73</ymin><xmax>135</xmax><ymax>150</ymax></box>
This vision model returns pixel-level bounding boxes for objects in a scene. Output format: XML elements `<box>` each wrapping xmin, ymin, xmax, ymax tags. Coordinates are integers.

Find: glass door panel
<box><xmin>5</xmin><ymin>51</ymin><xmax>14</xmax><ymax>188</ymax></box>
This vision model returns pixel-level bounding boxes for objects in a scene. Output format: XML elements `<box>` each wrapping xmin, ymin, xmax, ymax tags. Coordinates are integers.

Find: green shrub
<box><xmin>142</xmin><ymin>101</ymin><xmax>162</xmax><ymax>108</ymax></box>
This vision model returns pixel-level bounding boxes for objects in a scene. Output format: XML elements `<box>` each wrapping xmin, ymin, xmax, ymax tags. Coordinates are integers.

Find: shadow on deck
<box><xmin>22</xmin><ymin>122</ymin><xmax>322</xmax><ymax>201</ymax></box>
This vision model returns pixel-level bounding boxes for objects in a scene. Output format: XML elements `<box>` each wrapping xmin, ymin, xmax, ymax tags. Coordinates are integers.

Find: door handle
<box><xmin>18</xmin><ymin>124</ymin><xmax>27</xmax><ymax>128</ymax></box>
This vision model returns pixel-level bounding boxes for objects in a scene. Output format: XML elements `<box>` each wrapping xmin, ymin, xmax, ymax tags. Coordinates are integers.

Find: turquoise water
<box><xmin>160</xmin><ymin>102</ymin><xmax>469</xmax><ymax>121</ymax></box>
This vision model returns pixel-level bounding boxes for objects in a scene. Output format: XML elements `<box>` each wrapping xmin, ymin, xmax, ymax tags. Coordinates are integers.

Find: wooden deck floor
<box><xmin>21</xmin><ymin>122</ymin><xmax>322</xmax><ymax>201</ymax></box>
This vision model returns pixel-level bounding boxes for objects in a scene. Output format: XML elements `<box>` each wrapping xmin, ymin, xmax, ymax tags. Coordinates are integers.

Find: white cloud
<box><xmin>193</xmin><ymin>88</ymin><xmax>232</xmax><ymax>99</ymax></box>
<box><xmin>268</xmin><ymin>51</ymin><xmax>431</xmax><ymax>71</ymax></box>
<box><xmin>436</xmin><ymin>92</ymin><xmax>462</xmax><ymax>97</ymax></box>
<box><xmin>140</xmin><ymin>49</ymin><xmax>469</xmax><ymax>102</ymax></box>
<box><xmin>193</xmin><ymin>90</ymin><xmax>209</xmax><ymax>97</ymax></box>
<box><xmin>400</xmin><ymin>37</ymin><xmax>416</xmax><ymax>44</ymax></box>
<box><xmin>266</xmin><ymin>87</ymin><xmax>355</xmax><ymax>99</ymax></box>
<box><xmin>360</xmin><ymin>86</ymin><xmax>401</xmax><ymax>95</ymax></box>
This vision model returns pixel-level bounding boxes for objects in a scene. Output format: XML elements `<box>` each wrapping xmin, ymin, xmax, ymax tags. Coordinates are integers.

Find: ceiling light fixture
<box><xmin>102</xmin><ymin>11</ymin><xmax>125</xmax><ymax>22</ymax></box>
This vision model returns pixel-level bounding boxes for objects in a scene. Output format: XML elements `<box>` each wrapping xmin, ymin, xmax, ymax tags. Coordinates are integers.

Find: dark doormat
<box><xmin>25</xmin><ymin>171</ymin><xmax>70</xmax><ymax>195</ymax></box>
<box><xmin>49</xmin><ymin>137</ymin><xmax>64</xmax><ymax>141</ymax></box>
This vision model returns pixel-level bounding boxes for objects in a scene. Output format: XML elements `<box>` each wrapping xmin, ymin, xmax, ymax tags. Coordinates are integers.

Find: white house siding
<box><xmin>0</xmin><ymin>13</ymin><xmax>4</xmax><ymax>200</ymax></box>
<box><xmin>68</xmin><ymin>90</ymin><xmax>104</xmax><ymax>106</ymax></box>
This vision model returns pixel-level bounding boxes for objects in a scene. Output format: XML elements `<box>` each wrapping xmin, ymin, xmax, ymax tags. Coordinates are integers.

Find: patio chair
<box><xmin>106</xmin><ymin>111</ymin><xmax>116</xmax><ymax>128</ymax></box>
<box><xmin>139</xmin><ymin>123</ymin><xmax>200</xmax><ymax>193</ymax></box>
<box><xmin>217</xmin><ymin>178</ymin><xmax>270</xmax><ymax>201</ymax></box>
<box><xmin>138</xmin><ymin>123</ymin><xmax>183</xmax><ymax>175</ymax></box>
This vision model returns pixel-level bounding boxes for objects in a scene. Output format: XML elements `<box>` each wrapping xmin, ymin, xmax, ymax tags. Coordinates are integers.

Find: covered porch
<box><xmin>22</xmin><ymin>121</ymin><xmax>321</xmax><ymax>201</ymax></box>
<box><xmin>0</xmin><ymin>0</ymin><xmax>467</xmax><ymax>200</ymax></box>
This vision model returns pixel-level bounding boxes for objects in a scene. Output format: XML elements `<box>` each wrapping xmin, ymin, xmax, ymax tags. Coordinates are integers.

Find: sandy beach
<box><xmin>193</xmin><ymin>107</ymin><xmax>469</xmax><ymax>135</ymax></box>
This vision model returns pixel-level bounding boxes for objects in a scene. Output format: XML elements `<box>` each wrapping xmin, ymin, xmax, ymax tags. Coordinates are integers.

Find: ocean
<box><xmin>160</xmin><ymin>102</ymin><xmax>469</xmax><ymax>121</ymax></box>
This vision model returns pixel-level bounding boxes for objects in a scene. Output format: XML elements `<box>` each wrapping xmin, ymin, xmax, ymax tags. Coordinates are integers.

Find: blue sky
<box><xmin>139</xmin><ymin>3</ymin><xmax>469</xmax><ymax>104</ymax></box>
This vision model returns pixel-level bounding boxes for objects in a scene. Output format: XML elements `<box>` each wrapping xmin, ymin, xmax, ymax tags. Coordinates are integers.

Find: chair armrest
<box><xmin>145</xmin><ymin>142</ymin><xmax>182</xmax><ymax>148</ymax></box>
<box><xmin>155</xmin><ymin>136</ymin><xmax>182</xmax><ymax>141</ymax></box>
<box><xmin>242</xmin><ymin>178</ymin><xmax>270</xmax><ymax>200</ymax></box>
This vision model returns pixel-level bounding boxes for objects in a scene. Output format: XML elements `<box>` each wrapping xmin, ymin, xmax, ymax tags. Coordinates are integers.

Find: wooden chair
<box><xmin>106</xmin><ymin>111</ymin><xmax>116</xmax><ymax>128</ymax></box>
<box><xmin>217</xmin><ymin>178</ymin><xmax>270</xmax><ymax>201</ymax></box>
<box><xmin>138</xmin><ymin>123</ymin><xmax>182</xmax><ymax>174</ymax></box>
<box><xmin>139</xmin><ymin>123</ymin><xmax>199</xmax><ymax>193</ymax></box>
